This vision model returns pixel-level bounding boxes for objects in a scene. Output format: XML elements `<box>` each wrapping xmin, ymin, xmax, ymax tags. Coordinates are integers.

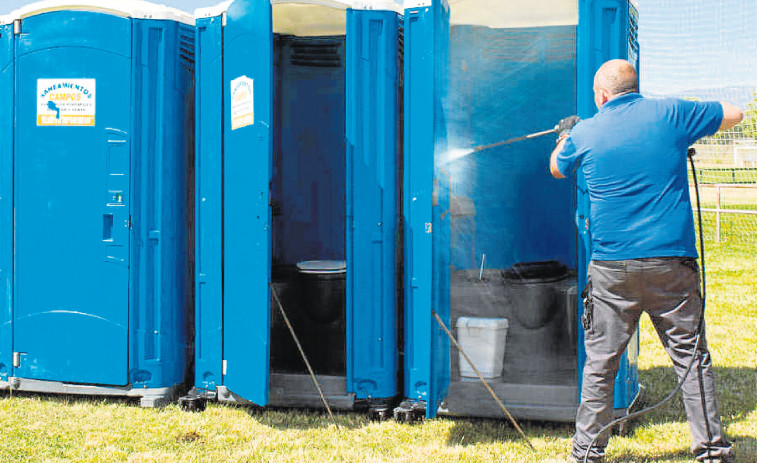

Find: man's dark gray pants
<box><xmin>571</xmin><ymin>257</ymin><xmax>733</xmax><ymax>462</ymax></box>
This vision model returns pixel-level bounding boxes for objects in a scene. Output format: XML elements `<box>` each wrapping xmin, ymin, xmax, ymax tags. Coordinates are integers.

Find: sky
<box><xmin>2</xmin><ymin>0</ymin><xmax>756</xmax><ymax>100</ymax></box>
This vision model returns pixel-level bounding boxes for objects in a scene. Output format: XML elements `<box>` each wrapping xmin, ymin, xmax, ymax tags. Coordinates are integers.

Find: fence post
<box><xmin>716</xmin><ymin>185</ymin><xmax>721</xmax><ymax>243</ymax></box>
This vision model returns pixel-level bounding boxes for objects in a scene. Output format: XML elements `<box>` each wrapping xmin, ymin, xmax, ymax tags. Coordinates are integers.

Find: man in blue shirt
<box><xmin>550</xmin><ymin>59</ymin><xmax>743</xmax><ymax>463</ymax></box>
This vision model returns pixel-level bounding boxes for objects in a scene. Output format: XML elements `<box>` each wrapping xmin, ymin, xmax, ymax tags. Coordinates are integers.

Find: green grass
<box><xmin>697</xmin><ymin>212</ymin><xmax>757</xmax><ymax>245</ymax></box>
<box><xmin>0</xmin><ymin>239</ymin><xmax>754</xmax><ymax>462</ymax></box>
<box><xmin>691</xmin><ymin>185</ymin><xmax>757</xmax><ymax>245</ymax></box>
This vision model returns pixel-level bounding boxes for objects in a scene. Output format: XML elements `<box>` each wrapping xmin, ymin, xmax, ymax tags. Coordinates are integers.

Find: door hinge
<box><xmin>12</xmin><ymin>352</ymin><xmax>21</xmax><ymax>367</ymax></box>
<box><xmin>222</xmin><ymin>359</ymin><xmax>227</xmax><ymax>376</ymax></box>
<box><xmin>13</xmin><ymin>20</ymin><xmax>22</xmax><ymax>35</ymax></box>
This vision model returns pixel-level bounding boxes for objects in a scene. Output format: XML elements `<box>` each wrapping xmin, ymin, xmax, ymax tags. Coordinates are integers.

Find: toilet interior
<box><xmin>269</xmin><ymin>5</ymin><xmax>348</xmax><ymax>377</ymax></box>
<box><xmin>444</xmin><ymin>0</ymin><xmax>580</xmax><ymax>401</ymax></box>
<box><xmin>265</xmin><ymin>1</ymin><xmax>582</xmax><ymax>404</ymax></box>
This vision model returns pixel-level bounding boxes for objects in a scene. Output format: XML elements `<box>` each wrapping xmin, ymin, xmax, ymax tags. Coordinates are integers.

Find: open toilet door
<box><xmin>344</xmin><ymin>7</ymin><xmax>402</xmax><ymax>405</ymax></box>
<box><xmin>222</xmin><ymin>0</ymin><xmax>274</xmax><ymax>406</ymax></box>
<box><xmin>577</xmin><ymin>0</ymin><xmax>640</xmax><ymax>410</ymax></box>
<box><xmin>403</xmin><ymin>0</ymin><xmax>451</xmax><ymax>418</ymax></box>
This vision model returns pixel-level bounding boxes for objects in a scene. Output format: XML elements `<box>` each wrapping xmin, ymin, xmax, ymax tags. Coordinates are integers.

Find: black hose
<box><xmin>581</xmin><ymin>148</ymin><xmax>711</xmax><ymax>463</ymax></box>
<box><xmin>690</xmin><ymin>148</ymin><xmax>715</xmax><ymax>460</ymax></box>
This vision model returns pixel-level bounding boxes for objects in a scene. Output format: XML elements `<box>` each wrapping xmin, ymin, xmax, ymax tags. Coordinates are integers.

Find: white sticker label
<box><xmin>37</xmin><ymin>79</ymin><xmax>96</xmax><ymax>127</ymax></box>
<box><xmin>230</xmin><ymin>76</ymin><xmax>254</xmax><ymax>130</ymax></box>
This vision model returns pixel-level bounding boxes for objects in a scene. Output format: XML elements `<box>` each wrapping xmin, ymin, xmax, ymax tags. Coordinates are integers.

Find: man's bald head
<box><xmin>592</xmin><ymin>59</ymin><xmax>638</xmax><ymax>108</ymax></box>
<box><xmin>594</xmin><ymin>59</ymin><xmax>639</xmax><ymax>96</ymax></box>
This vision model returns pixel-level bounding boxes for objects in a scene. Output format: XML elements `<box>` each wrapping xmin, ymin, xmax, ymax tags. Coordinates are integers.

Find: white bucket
<box><xmin>456</xmin><ymin>317</ymin><xmax>509</xmax><ymax>379</ymax></box>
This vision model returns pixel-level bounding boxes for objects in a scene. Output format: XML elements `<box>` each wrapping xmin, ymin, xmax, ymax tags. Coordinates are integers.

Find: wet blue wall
<box><xmin>446</xmin><ymin>25</ymin><xmax>577</xmax><ymax>270</ymax></box>
<box><xmin>272</xmin><ymin>36</ymin><xmax>346</xmax><ymax>266</ymax></box>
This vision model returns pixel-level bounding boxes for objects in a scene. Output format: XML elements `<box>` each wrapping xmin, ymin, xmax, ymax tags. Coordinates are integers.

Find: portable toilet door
<box><xmin>399</xmin><ymin>0</ymin><xmax>451</xmax><ymax>420</ymax></box>
<box><xmin>577</xmin><ymin>0</ymin><xmax>641</xmax><ymax>414</ymax></box>
<box><xmin>0</xmin><ymin>1</ymin><xmax>195</xmax><ymax>406</ymax></box>
<box><xmin>400</xmin><ymin>0</ymin><xmax>640</xmax><ymax>421</ymax></box>
<box><xmin>193</xmin><ymin>0</ymin><xmax>403</xmax><ymax>413</ymax></box>
<box><xmin>0</xmin><ymin>19</ymin><xmax>13</xmax><ymax>383</ymax></box>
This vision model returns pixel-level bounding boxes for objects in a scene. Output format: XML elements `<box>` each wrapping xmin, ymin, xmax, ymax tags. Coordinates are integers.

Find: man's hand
<box><xmin>557</xmin><ymin>115</ymin><xmax>581</xmax><ymax>138</ymax></box>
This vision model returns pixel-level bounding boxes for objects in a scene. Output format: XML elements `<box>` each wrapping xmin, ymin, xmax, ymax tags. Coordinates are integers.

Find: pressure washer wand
<box><xmin>473</xmin><ymin>127</ymin><xmax>559</xmax><ymax>153</ymax></box>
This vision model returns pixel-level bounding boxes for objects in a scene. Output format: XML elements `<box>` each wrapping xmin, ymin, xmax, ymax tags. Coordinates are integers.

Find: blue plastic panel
<box><xmin>403</xmin><ymin>1</ymin><xmax>451</xmax><ymax>418</ymax></box>
<box><xmin>577</xmin><ymin>0</ymin><xmax>640</xmax><ymax>410</ymax></box>
<box><xmin>345</xmin><ymin>9</ymin><xmax>400</xmax><ymax>400</ymax></box>
<box><xmin>222</xmin><ymin>0</ymin><xmax>273</xmax><ymax>406</ymax></box>
<box><xmin>129</xmin><ymin>20</ymin><xmax>194</xmax><ymax>388</ymax></box>
<box><xmin>13</xmin><ymin>12</ymin><xmax>131</xmax><ymax>385</ymax></box>
<box><xmin>194</xmin><ymin>15</ymin><xmax>225</xmax><ymax>392</ymax></box>
<box><xmin>0</xmin><ymin>25</ymin><xmax>14</xmax><ymax>381</ymax></box>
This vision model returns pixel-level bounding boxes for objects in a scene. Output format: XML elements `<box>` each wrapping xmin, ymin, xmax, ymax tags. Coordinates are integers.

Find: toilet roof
<box><xmin>1</xmin><ymin>0</ymin><xmax>194</xmax><ymax>26</ymax></box>
<box><xmin>195</xmin><ymin>0</ymin><xmax>404</xmax><ymax>19</ymax></box>
<box><xmin>447</xmin><ymin>0</ymin><xmax>578</xmax><ymax>27</ymax></box>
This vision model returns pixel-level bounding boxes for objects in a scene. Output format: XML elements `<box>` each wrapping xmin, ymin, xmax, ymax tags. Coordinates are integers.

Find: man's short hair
<box><xmin>595</xmin><ymin>59</ymin><xmax>639</xmax><ymax>96</ymax></box>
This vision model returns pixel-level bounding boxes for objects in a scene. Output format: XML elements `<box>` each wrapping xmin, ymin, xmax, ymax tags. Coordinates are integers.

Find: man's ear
<box><xmin>597</xmin><ymin>88</ymin><xmax>609</xmax><ymax>107</ymax></box>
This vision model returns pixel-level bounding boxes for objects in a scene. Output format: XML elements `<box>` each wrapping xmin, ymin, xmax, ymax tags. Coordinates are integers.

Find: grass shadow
<box><xmin>0</xmin><ymin>389</ymin><xmax>139</xmax><ymax>407</ymax></box>
<box><xmin>606</xmin><ymin>448</ymin><xmax>691</xmax><ymax>462</ymax></box>
<box><xmin>731</xmin><ymin>434</ymin><xmax>757</xmax><ymax>460</ymax></box>
<box><xmin>444</xmin><ymin>364</ymin><xmax>754</xmax><ymax>452</ymax></box>
<box><xmin>636</xmin><ymin>365</ymin><xmax>756</xmax><ymax>425</ymax></box>
<box><xmin>445</xmin><ymin>415</ymin><xmax>574</xmax><ymax>447</ymax></box>
<box><xmin>608</xmin><ymin>435</ymin><xmax>757</xmax><ymax>463</ymax></box>
<box><xmin>243</xmin><ymin>405</ymin><xmax>376</xmax><ymax>431</ymax></box>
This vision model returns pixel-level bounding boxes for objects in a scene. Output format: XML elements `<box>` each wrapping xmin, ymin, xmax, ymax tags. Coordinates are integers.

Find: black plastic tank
<box><xmin>503</xmin><ymin>260</ymin><xmax>568</xmax><ymax>329</ymax></box>
<box><xmin>296</xmin><ymin>260</ymin><xmax>347</xmax><ymax>323</ymax></box>
<box><xmin>295</xmin><ymin>260</ymin><xmax>346</xmax><ymax>375</ymax></box>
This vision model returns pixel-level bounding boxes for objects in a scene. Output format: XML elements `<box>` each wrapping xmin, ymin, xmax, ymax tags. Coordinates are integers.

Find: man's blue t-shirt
<box><xmin>555</xmin><ymin>94</ymin><xmax>723</xmax><ymax>261</ymax></box>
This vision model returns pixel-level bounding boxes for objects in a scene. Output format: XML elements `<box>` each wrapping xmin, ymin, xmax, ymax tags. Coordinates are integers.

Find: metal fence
<box><xmin>691</xmin><ymin>183</ymin><xmax>757</xmax><ymax>244</ymax></box>
<box><xmin>693</xmin><ymin>129</ymin><xmax>757</xmax><ymax>168</ymax></box>
<box><xmin>689</xmin><ymin>126</ymin><xmax>757</xmax><ymax>246</ymax></box>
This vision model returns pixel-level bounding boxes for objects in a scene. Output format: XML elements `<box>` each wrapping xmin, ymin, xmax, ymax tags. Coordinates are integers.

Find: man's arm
<box><xmin>719</xmin><ymin>101</ymin><xmax>743</xmax><ymax>131</ymax></box>
<box><xmin>550</xmin><ymin>136</ymin><xmax>567</xmax><ymax>179</ymax></box>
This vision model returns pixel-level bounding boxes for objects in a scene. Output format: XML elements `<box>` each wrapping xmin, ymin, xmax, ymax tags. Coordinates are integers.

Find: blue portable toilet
<box><xmin>193</xmin><ymin>0</ymin><xmax>403</xmax><ymax>413</ymax></box>
<box><xmin>0</xmin><ymin>1</ymin><xmax>195</xmax><ymax>406</ymax></box>
<box><xmin>400</xmin><ymin>0</ymin><xmax>640</xmax><ymax>420</ymax></box>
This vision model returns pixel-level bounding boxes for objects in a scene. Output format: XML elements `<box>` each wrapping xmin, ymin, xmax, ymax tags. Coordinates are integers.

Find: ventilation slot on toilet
<box><xmin>179</xmin><ymin>25</ymin><xmax>195</xmax><ymax>72</ymax></box>
<box><xmin>290</xmin><ymin>40</ymin><xmax>342</xmax><ymax>68</ymax></box>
